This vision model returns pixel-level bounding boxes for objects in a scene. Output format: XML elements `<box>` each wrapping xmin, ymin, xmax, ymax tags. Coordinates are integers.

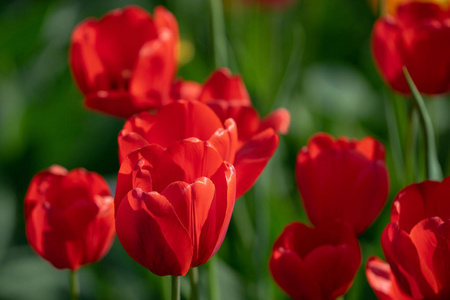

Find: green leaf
<box><xmin>403</xmin><ymin>67</ymin><xmax>443</xmax><ymax>181</ymax></box>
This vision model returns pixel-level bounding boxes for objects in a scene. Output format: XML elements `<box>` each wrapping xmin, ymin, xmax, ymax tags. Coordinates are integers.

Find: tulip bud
<box><xmin>25</xmin><ymin>165</ymin><xmax>115</xmax><ymax>270</ymax></box>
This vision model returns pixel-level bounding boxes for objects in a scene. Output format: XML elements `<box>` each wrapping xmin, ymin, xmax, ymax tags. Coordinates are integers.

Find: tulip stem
<box><xmin>189</xmin><ymin>268</ymin><xmax>199</xmax><ymax>300</ymax></box>
<box><xmin>69</xmin><ymin>270</ymin><xmax>79</xmax><ymax>300</ymax></box>
<box><xmin>209</xmin><ymin>0</ymin><xmax>228</xmax><ymax>67</ymax></box>
<box><xmin>207</xmin><ymin>256</ymin><xmax>220</xmax><ymax>300</ymax></box>
<box><xmin>403</xmin><ymin>67</ymin><xmax>443</xmax><ymax>181</ymax></box>
<box><xmin>384</xmin><ymin>91</ymin><xmax>407</xmax><ymax>185</ymax></box>
<box><xmin>405</xmin><ymin>106</ymin><xmax>419</xmax><ymax>182</ymax></box>
<box><xmin>171</xmin><ymin>276</ymin><xmax>180</xmax><ymax>300</ymax></box>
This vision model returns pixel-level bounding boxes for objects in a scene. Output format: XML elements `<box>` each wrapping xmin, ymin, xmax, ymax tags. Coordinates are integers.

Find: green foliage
<box><xmin>1</xmin><ymin>0</ymin><xmax>449</xmax><ymax>299</ymax></box>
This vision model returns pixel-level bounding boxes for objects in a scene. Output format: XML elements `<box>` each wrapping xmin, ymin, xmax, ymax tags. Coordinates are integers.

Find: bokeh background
<box><xmin>1</xmin><ymin>0</ymin><xmax>450</xmax><ymax>299</ymax></box>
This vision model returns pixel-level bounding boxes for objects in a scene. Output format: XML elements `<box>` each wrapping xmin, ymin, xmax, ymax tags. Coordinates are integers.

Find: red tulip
<box><xmin>170</xmin><ymin>69</ymin><xmax>290</xmax><ymax>143</ymax></box>
<box><xmin>198</xmin><ymin>69</ymin><xmax>290</xmax><ymax>143</ymax></box>
<box><xmin>368</xmin><ymin>177</ymin><xmax>450</xmax><ymax>299</ymax></box>
<box><xmin>296</xmin><ymin>133</ymin><xmax>389</xmax><ymax>235</ymax></box>
<box><xmin>118</xmin><ymin>100</ymin><xmax>279</xmax><ymax>198</ymax></box>
<box><xmin>115</xmin><ymin>139</ymin><xmax>236</xmax><ymax>276</ymax></box>
<box><xmin>70</xmin><ymin>6</ymin><xmax>178</xmax><ymax>118</ymax></box>
<box><xmin>372</xmin><ymin>2</ymin><xmax>450</xmax><ymax>94</ymax></box>
<box><xmin>24</xmin><ymin>165</ymin><xmax>115</xmax><ymax>270</ymax></box>
<box><xmin>269</xmin><ymin>221</ymin><xmax>361</xmax><ymax>300</ymax></box>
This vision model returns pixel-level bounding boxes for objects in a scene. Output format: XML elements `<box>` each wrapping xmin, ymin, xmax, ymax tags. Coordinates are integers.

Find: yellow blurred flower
<box><xmin>380</xmin><ymin>0</ymin><xmax>450</xmax><ymax>15</ymax></box>
<box><xmin>178</xmin><ymin>38</ymin><xmax>195</xmax><ymax>67</ymax></box>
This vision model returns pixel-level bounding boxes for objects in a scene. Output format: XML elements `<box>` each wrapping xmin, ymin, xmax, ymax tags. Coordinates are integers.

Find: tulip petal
<box><xmin>392</xmin><ymin>178</ymin><xmax>450</xmax><ymax>234</ymax></box>
<box><xmin>170</xmin><ymin>79</ymin><xmax>202</xmax><ymax>101</ymax></box>
<box><xmin>197</xmin><ymin>162</ymin><xmax>236</xmax><ymax>265</ymax></box>
<box><xmin>118</xmin><ymin>112</ymin><xmax>157</xmax><ymax>162</ymax></box>
<box><xmin>118</xmin><ymin>131</ymin><xmax>150</xmax><ymax>164</ymax></box>
<box><xmin>366</xmin><ymin>256</ymin><xmax>413</xmax><ymax>300</ymax></box>
<box><xmin>366</xmin><ymin>256</ymin><xmax>396</xmax><ymax>300</ymax></box>
<box><xmin>115</xmin><ymin>188</ymin><xmax>193</xmax><ymax>276</ymax></box>
<box><xmin>273</xmin><ymin>222</ymin><xmax>318</xmax><ymax>259</ymax></box>
<box><xmin>145</xmin><ymin>101</ymin><xmax>224</xmax><ymax>148</ymax></box>
<box><xmin>199</xmin><ymin>68</ymin><xmax>251</xmax><ymax>106</ymax></box>
<box><xmin>152</xmin><ymin>140</ymin><xmax>223</xmax><ymax>192</ymax></box>
<box><xmin>160</xmin><ymin>181</ymin><xmax>191</xmax><ymax>233</ymax></box>
<box><xmin>129</xmin><ymin>29</ymin><xmax>176</xmax><ymax>110</ymax></box>
<box><xmin>234</xmin><ymin>128</ymin><xmax>279</xmax><ymax>198</ymax></box>
<box><xmin>70</xmin><ymin>20</ymin><xmax>108</xmax><ymax>94</ymax></box>
<box><xmin>95</xmin><ymin>6</ymin><xmax>158</xmax><ymax>81</ymax></box>
<box><xmin>399</xmin><ymin>20</ymin><xmax>450</xmax><ymax>94</ymax></box>
<box><xmin>269</xmin><ymin>249</ymin><xmax>322</xmax><ymax>300</ymax></box>
<box><xmin>356</xmin><ymin>136</ymin><xmax>386</xmax><ymax>162</ymax></box>
<box><xmin>305</xmin><ymin>244</ymin><xmax>361</xmax><ymax>299</ymax></box>
<box><xmin>80</xmin><ymin>196</ymin><xmax>115</xmax><ymax>265</ymax></box>
<box><xmin>409</xmin><ymin>217</ymin><xmax>450</xmax><ymax>295</ymax></box>
<box><xmin>207</xmin><ymin>101</ymin><xmax>260</xmax><ymax>143</ymax></box>
<box><xmin>26</xmin><ymin>204</ymin><xmax>76</xmax><ymax>269</ymax></box>
<box><xmin>392</xmin><ymin>180</ymin><xmax>438</xmax><ymax>232</ymax></box>
<box><xmin>160</xmin><ymin>178</ymin><xmax>217</xmax><ymax>262</ymax></box>
<box><xmin>372</xmin><ymin>17</ymin><xmax>409</xmax><ymax>93</ymax></box>
<box><xmin>349</xmin><ymin>160</ymin><xmax>390</xmax><ymax>234</ymax></box>
<box><xmin>84</xmin><ymin>90</ymin><xmax>139</xmax><ymax>118</ymax></box>
<box><xmin>207</xmin><ymin>118</ymin><xmax>238</xmax><ymax>164</ymax></box>
<box><xmin>259</xmin><ymin>107</ymin><xmax>291</xmax><ymax>135</ymax></box>
<box><xmin>24</xmin><ymin>166</ymin><xmax>68</xmax><ymax>219</ymax></box>
<box><xmin>115</xmin><ymin>144</ymin><xmax>165</xmax><ymax>214</ymax></box>
<box><xmin>396</xmin><ymin>2</ymin><xmax>445</xmax><ymax>27</ymax></box>
<box><xmin>381</xmin><ymin>222</ymin><xmax>435</xmax><ymax>298</ymax></box>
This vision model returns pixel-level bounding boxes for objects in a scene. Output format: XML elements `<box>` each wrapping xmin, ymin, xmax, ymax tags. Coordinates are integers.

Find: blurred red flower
<box><xmin>372</xmin><ymin>2</ymin><xmax>450</xmax><ymax>94</ymax></box>
<box><xmin>118</xmin><ymin>100</ymin><xmax>279</xmax><ymax>198</ymax></box>
<box><xmin>70</xmin><ymin>6</ymin><xmax>178</xmax><ymax>118</ymax></box>
<box><xmin>269</xmin><ymin>221</ymin><xmax>361</xmax><ymax>300</ymax></box>
<box><xmin>367</xmin><ymin>177</ymin><xmax>450</xmax><ymax>299</ymax></box>
<box><xmin>296</xmin><ymin>133</ymin><xmax>389</xmax><ymax>235</ymax></box>
<box><xmin>115</xmin><ymin>139</ymin><xmax>236</xmax><ymax>276</ymax></box>
<box><xmin>25</xmin><ymin>165</ymin><xmax>115</xmax><ymax>270</ymax></box>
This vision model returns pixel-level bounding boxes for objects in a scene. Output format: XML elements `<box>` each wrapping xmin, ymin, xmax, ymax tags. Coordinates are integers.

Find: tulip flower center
<box><xmin>110</xmin><ymin>69</ymin><xmax>132</xmax><ymax>91</ymax></box>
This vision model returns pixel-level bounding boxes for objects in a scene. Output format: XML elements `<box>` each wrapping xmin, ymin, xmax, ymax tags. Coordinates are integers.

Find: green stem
<box><xmin>171</xmin><ymin>276</ymin><xmax>180</xmax><ymax>300</ymax></box>
<box><xmin>207</xmin><ymin>256</ymin><xmax>220</xmax><ymax>300</ymax></box>
<box><xmin>272</xmin><ymin>24</ymin><xmax>303</xmax><ymax>109</ymax></box>
<box><xmin>189</xmin><ymin>268</ymin><xmax>199</xmax><ymax>300</ymax></box>
<box><xmin>162</xmin><ymin>276</ymin><xmax>171</xmax><ymax>300</ymax></box>
<box><xmin>69</xmin><ymin>270</ymin><xmax>79</xmax><ymax>300</ymax></box>
<box><xmin>209</xmin><ymin>0</ymin><xmax>228</xmax><ymax>68</ymax></box>
<box><xmin>403</xmin><ymin>67</ymin><xmax>443</xmax><ymax>181</ymax></box>
<box><xmin>405</xmin><ymin>106</ymin><xmax>418</xmax><ymax>183</ymax></box>
<box><xmin>384</xmin><ymin>91</ymin><xmax>407</xmax><ymax>185</ymax></box>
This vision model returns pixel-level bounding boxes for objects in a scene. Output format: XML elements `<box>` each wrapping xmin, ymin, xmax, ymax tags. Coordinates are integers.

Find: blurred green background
<box><xmin>1</xmin><ymin>0</ymin><xmax>450</xmax><ymax>299</ymax></box>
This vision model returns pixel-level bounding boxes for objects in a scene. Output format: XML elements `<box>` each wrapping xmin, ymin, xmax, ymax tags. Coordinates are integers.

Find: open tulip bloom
<box><xmin>372</xmin><ymin>2</ymin><xmax>450</xmax><ymax>95</ymax></box>
<box><xmin>172</xmin><ymin>68</ymin><xmax>291</xmax><ymax>147</ymax></box>
<box><xmin>296</xmin><ymin>133</ymin><xmax>390</xmax><ymax>235</ymax></box>
<box><xmin>367</xmin><ymin>176</ymin><xmax>450</xmax><ymax>299</ymax></box>
<box><xmin>25</xmin><ymin>165</ymin><xmax>115</xmax><ymax>271</ymax></box>
<box><xmin>114</xmin><ymin>139</ymin><xmax>236</xmax><ymax>276</ymax></box>
<box><xmin>70</xmin><ymin>6</ymin><xmax>178</xmax><ymax>118</ymax></box>
<box><xmin>118</xmin><ymin>99</ymin><xmax>282</xmax><ymax>199</ymax></box>
<box><xmin>270</xmin><ymin>221</ymin><xmax>361</xmax><ymax>300</ymax></box>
